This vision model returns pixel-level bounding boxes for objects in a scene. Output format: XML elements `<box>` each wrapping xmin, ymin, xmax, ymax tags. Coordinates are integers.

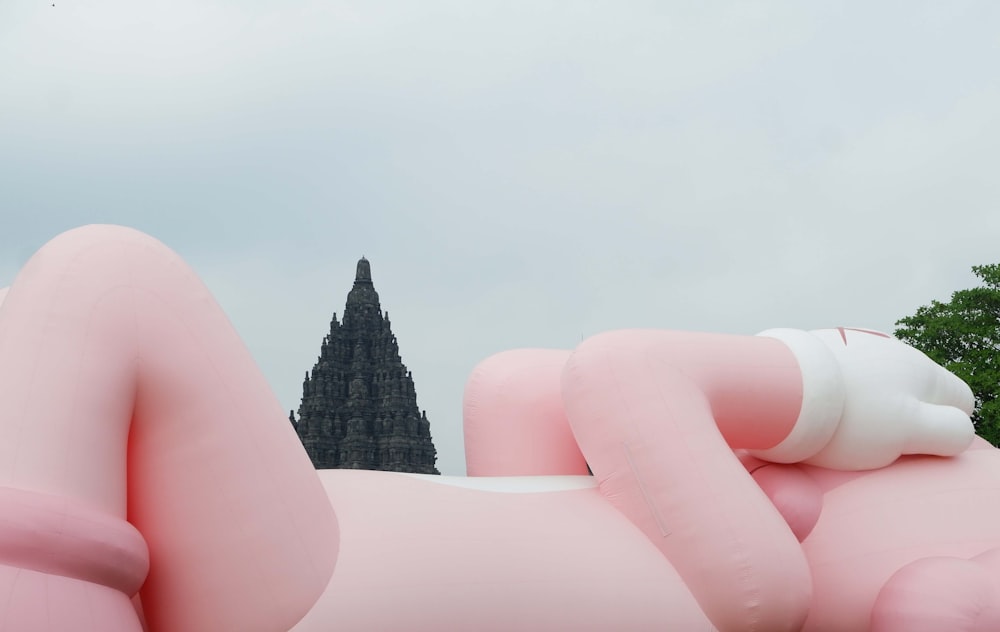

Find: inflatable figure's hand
<box><xmin>753</xmin><ymin>328</ymin><xmax>975</xmax><ymax>470</ymax></box>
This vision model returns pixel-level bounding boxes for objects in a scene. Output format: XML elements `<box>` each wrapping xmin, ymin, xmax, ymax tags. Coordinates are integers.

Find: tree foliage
<box><xmin>895</xmin><ymin>264</ymin><xmax>1000</xmax><ymax>446</ymax></box>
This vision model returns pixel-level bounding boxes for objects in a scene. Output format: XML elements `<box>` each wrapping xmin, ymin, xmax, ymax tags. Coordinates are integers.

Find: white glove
<box><xmin>752</xmin><ymin>327</ymin><xmax>975</xmax><ymax>470</ymax></box>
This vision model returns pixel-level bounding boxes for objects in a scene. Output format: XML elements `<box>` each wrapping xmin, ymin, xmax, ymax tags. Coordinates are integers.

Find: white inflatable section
<box><xmin>398</xmin><ymin>473</ymin><xmax>597</xmax><ymax>492</ymax></box>
<box><xmin>753</xmin><ymin>328</ymin><xmax>846</xmax><ymax>463</ymax></box>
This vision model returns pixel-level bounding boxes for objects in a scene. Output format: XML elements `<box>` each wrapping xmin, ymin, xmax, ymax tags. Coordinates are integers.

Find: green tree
<box><xmin>895</xmin><ymin>264</ymin><xmax>1000</xmax><ymax>446</ymax></box>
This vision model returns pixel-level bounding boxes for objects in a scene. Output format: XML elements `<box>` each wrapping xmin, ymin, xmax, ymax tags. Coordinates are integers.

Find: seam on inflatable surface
<box><xmin>623</xmin><ymin>441</ymin><xmax>671</xmax><ymax>537</ymax></box>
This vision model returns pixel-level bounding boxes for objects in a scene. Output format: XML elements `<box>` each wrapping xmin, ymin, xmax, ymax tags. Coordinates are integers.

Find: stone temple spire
<box><xmin>293</xmin><ymin>257</ymin><xmax>439</xmax><ymax>474</ymax></box>
<box><xmin>355</xmin><ymin>257</ymin><xmax>372</xmax><ymax>283</ymax></box>
<box><xmin>344</xmin><ymin>257</ymin><xmax>380</xmax><ymax>320</ymax></box>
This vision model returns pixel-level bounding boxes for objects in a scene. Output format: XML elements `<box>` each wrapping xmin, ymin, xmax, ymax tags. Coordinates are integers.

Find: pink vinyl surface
<box><xmin>0</xmin><ymin>225</ymin><xmax>998</xmax><ymax>631</ymax></box>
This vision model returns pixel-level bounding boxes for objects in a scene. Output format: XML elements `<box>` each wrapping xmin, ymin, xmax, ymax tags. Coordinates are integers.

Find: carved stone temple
<box><xmin>291</xmin><ymin>258</ymin><xmax>439</xmax><ymax>474</ymax></box>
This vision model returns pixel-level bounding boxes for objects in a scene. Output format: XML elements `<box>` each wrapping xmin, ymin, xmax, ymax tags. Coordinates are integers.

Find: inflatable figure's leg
<box><xmin>0</xmin><ymin>226</ymin><xmax>337</xmax><ymax>632</ymax></box>
<box><xmin>562</xmin><ymin>330</ymin><xmax>813</xmax><ymax>632</ymax></box>
<box><xmin>871</xmin><ymin>553</ymin><xmax>1000</xmax><ymax>631</ymax></box>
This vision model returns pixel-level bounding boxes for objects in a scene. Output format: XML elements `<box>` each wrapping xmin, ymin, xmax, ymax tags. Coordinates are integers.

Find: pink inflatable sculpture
<box><xmin>1</xmin><ymin>225</ymin><xmax>999</xmax><ymax>631</ymax></box>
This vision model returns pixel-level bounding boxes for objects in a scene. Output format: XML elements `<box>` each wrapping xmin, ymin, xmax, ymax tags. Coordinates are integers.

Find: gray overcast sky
<box><xmin>2</xmin><ymin>1</ymin><xmax>999</xmax><ymax>475</ymax></box>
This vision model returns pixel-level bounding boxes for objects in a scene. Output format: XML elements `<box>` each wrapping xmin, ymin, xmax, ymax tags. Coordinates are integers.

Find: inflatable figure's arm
<box><xmin>465</xmin><ymin>328</ymin><xmax>974</xmax><ymax>476</ymax></box>
<box><xmin>755</xmin><ymin>328</ymin><xmax>974</xmax><ymax>470</ymax></box>
<box><xmin>561</xmin><ymin>328</ymin><xmax>974</xmax><ymax>632</ymax></box>
<box><xmin>463</xmin><ymin>349</ymin><xmax>588</xmax><ymax>476</ymax></box>
<box><xmin>463</xmin><ymin>349</ymin><xmax>826</xmax><ymax>546</ymax></box>
<box><xmin>562</xmin><ymin>330</ymin><xmax>814</xmax><ymax>632</ymax></box>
